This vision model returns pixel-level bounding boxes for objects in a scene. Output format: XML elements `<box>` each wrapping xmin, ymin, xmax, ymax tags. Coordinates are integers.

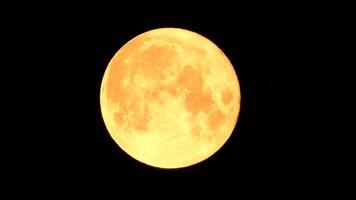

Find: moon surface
<box><xmin>100</xmin><ymin>28</ymin><xmax>241</xmax><ymax>169</ymax></box>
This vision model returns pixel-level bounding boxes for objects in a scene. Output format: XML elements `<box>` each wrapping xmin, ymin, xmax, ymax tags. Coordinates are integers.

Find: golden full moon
<box><xmin>100</xmin><ymin>28</ymin><xmax>241</xmax><ymax>169</ymax></box>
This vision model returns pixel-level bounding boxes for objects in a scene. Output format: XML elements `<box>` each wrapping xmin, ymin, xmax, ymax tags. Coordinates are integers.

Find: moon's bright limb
<box><xmin>100</xmin><ymin>28</ymin><xmax>241</xmax><ymax>169</ymax></box>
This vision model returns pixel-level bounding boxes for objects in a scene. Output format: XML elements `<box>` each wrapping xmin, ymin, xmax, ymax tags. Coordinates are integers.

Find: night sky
<box><xmin>3</xmin><ymin>2</ymin><xmax>355</xmax><ymax>199</ymax></box>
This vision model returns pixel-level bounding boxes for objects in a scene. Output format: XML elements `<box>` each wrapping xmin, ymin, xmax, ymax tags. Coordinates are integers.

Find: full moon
<box><xmin>100</xmin><ymin>28</ymin><xmax>241</xmax><ymax>169</ymax></box>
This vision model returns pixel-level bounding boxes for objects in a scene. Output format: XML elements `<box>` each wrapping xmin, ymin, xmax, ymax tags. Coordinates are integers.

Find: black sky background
<box><xmin>2</xmin><ymin>1</ymin><xmax>355</xmax><ymax>199</ymax></box>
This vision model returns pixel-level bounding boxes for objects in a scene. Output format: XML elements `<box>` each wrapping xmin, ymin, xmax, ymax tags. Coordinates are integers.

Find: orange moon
<box><xmin>100</xmin><ymin>28</ymin><xmax>241</xmax><ymax>169</ymax></box>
